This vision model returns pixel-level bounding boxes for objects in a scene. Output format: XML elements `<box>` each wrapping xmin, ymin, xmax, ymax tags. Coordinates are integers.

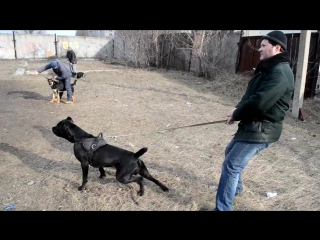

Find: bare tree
<box><xmin>170</xmin><ymin>30</ymin><xmax>239</xmax><ymax>77</ymax></box>
<box><xmin>76</xmin><ymin>30</ymin><xmax>90</xmax><ymax>36</ymax></box>
<box><xmin>20</xmin><ymin>30</ymin><xmax>46</xmax><ymax>34</ymax></box>
<box><xmin>113</xmin><ymin>30</ymin><xmax>239</xmax><ymax>77</ymax></box>
<box><xmin>76</xmin><ymin>30</ymin><xmax>114</xmax><ymax>37</ymax></box>
<box><xmin>114</xmin><ymin>30</ymin><xmax>178</xmax><ymax>68</ymax></box>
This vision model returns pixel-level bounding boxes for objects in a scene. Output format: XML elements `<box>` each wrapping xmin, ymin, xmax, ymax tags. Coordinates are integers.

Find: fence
<box><xmin>0</xmin><ymin>32</ymin><xmax>114</xmax><ymax>60</ymax></box>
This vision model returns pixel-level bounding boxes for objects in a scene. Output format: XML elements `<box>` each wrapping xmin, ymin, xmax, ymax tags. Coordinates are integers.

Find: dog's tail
<box><xmin>134</xmin><ymin>147</ymin><xmax>148</xmax><ymax>159</ymax></box>
<box><xmin>71</xmin><ymin>80</ymin><xmax>77</xmax><ymax>86</ymax></box>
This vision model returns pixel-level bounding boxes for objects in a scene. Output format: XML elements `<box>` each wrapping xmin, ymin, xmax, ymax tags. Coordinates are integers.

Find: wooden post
<box><xmin>292</xmin><ymin>30</ymin><xmax>311</xmax><ymax>120</ymax></box>
<box><xmin>235</xmin><ymin>30</ymin><xmax>243</xmax><ymax>73</ymax></box>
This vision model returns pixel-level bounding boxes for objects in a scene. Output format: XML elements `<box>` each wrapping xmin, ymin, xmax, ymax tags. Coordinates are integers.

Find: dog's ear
<box><xmin>66</xmin><ymin>116</ymin><xmax>73</xmax><ymax>121</ymax></box>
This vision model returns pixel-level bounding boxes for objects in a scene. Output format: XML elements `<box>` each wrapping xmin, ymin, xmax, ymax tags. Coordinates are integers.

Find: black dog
<box><xmin>52</xmin><ymin>117</ymin><xmax>169</xmax><ymax>196</ymax></box>
<box><xmin>72</xmin><ymin>72</ymin><xmax>86</xmax><ymax>79</ymax></box>
<box><xmin>46</xmin><ymin>77</ymin><xmax>77</xmax><ymax>103</ymax></box>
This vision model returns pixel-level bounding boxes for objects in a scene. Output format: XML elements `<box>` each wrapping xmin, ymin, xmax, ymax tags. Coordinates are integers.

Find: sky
<box><xmin>0</xmin><ymin>30</ymin><xmax>76</xmax><ymax>36</ymax></box>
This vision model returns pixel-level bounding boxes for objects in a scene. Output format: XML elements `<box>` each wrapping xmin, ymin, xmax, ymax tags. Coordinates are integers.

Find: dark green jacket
<box><xmin>232</xmin><ymin>53</ymin><xmax>294</xmax><ymax>143</ymax></box>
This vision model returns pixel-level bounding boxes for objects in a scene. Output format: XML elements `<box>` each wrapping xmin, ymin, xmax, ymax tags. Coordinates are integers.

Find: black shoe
<box><xmin>199</xmin><ymin>207</ymin><xmax>219</xmax><ymax>211</ymax></box>
<box><xmin>235</xmin><ymin>192</ymin><xmax>243</xmax><ymax>197</ymax></box>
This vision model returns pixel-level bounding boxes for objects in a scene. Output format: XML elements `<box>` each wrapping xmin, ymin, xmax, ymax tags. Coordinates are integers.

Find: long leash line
<box><xmin>104</xmin><ymin>119</ymin><xmax>226</xmax><ymax>140</ymax></box>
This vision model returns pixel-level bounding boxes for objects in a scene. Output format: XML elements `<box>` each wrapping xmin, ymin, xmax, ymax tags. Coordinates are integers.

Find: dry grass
<box><xmin>0</xmin><ymin>58</ymin><xmax>319</xmax><ymax>211</ymax></box>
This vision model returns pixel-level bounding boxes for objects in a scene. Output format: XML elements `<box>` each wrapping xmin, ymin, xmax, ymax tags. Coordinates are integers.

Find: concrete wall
<box><xmin>0</xmin><ymin>33</ymin><xmax>114</xmax><ymax>60</ymax></box>
<box><xmin>57</xmin><ymin>36</ymin><xmax>114</xmax><ymax>59</ymax></box>
<box><xmin>0</xmin><ymin>34</ymin><xmax>15</xmax><ymax>59</ymax></box>
<box><xmin>15</xmin><ymin>34</ymin><xmax>56</xmax><ymax>59</ymax></box>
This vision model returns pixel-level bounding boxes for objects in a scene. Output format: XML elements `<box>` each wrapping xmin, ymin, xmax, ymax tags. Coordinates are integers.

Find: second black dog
<box><xmin>52</xmin><ymin>116</ymin><xmax>169</xmax><ymax>196</ymax></box>
<box><xmin>71</xmin><ymin>72</ymin><xmax>86</xmax><ymax>79</ymax></box>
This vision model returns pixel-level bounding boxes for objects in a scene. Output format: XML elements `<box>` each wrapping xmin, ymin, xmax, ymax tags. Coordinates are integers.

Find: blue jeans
<box><xmin>215</xmin><ymin>139</ymin><xmax>270</xmax><ymax>211</ymax></box>
<box><xmin>69</xmin><ymin>62</ymin><xmax>77</xmax><ymax>74</ymax></box>
<box><xmin>60</xmin><ymin>76</ymin><xmax>73</xmax><ymax>101</ymax></box>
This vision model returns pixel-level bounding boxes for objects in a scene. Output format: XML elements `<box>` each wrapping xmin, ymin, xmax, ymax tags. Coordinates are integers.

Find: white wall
<box><xmin>0</xmin><ymin>33</ymin><xmax>113</xmax><ymax>59</ymax></box>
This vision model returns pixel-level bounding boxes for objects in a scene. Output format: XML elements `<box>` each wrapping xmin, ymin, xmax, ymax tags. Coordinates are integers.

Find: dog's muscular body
<box><xmin>52</xmin><ymin>117</ymin><xmax>169</xmax><ymax>196</ymax></box>
<box><xmin>71</xmin><ymin>72</ymin><xmax>86</xmax><ymax>79</ymax></box>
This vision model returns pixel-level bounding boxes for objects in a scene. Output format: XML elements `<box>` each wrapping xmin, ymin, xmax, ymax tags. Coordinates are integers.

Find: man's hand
<box><xmin>226</xmin><ymin>108</ymin><xmax>236</xmax><ymax>125</ymax></box>
<box><xmin>31</xmin><ymin>71</ymin><xmax>39</xmax><ymax>76</ymax></box>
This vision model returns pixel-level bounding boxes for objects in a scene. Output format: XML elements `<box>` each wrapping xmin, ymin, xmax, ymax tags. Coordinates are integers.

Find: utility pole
<box><xmin>54</xmin><ymin>34</ymin><xmax>58</xmax><ymax>57</ymax></box>
<box><xmin>12</xmin><ymin>31</ymin><xmax>17</xmax><ymax>59</ymax></box>
<box><xmin>292</xmin><ymin>30</ymin><xmax>311</xmax><ymax>120</ymax></box>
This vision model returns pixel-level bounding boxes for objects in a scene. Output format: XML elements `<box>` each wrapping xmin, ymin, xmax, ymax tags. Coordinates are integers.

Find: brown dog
<box><xmin>46</xmin><ymin>77</ymin><xmax>76</xmax><ymax>103</ymax></box>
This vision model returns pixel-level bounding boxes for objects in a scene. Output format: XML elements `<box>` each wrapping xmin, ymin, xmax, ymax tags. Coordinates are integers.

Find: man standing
<box><xmin>215</xmin><ymin>30</ymin><xmax>295</xmax><ymax>211</ymax></box>
<box><xmin>66</xmin><ymin>46</ymin><xmax>77</xmax><ymax>74</ymax></box>
<box><xmin>32</xmin><ymin>60</ymin><xmax>74</xmax><ymax>104</ymax></box>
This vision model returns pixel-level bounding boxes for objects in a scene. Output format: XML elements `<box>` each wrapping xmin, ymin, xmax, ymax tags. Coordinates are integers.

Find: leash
<box><xmin>104</xmin><ymin>119</ymin><xmax>226</xmax><ymax>140</ymax></box>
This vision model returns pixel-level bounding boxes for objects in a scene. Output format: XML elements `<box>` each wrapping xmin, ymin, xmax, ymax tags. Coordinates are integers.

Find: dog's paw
<box><xmin>162</xmin><ymin>186</ymin><xmax>169</xmax><ymax>192</ymax></box>
<box><xmin>137</xmin><ymin>190</ymin><xmax>145</xmax><ymax>196</ymax></box>
<box><xmin>78</xmin><ymin>186</ymin><xmax>84</xmax><ymax>191</ymax></box>
<box><xmin>159</xmin><ymin>183</ymin><xmax>169</xmax><ymax>192</ymax></box>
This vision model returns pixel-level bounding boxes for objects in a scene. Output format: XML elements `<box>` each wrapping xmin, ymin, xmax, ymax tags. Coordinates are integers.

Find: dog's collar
<box><xmin>67</xmin><ymin>133</ymin><xmax>75</xmax><ymax>143</ymax></box>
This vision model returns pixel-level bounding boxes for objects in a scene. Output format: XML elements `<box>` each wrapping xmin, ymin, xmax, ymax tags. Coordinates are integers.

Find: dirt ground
<box><xmin>1</xmin><ymin>58</ymin><xmax>320</xmax><ymax>211</ymax></box>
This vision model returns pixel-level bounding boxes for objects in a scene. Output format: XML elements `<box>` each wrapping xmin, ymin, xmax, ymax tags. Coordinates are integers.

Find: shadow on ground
<box><xmin>7</xmin><ymin>91</ymin><xmax>47</xmax><ymax>100</ymax></box>
<box><xmin>33</xmin><ymin>125</ymin><xmax>72</xmax><ymax>154</ymax></box>
<box><xmin>0</xmin><ymin>142</ymin><xmax>77</xmax><ymax>174</ymax></box>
